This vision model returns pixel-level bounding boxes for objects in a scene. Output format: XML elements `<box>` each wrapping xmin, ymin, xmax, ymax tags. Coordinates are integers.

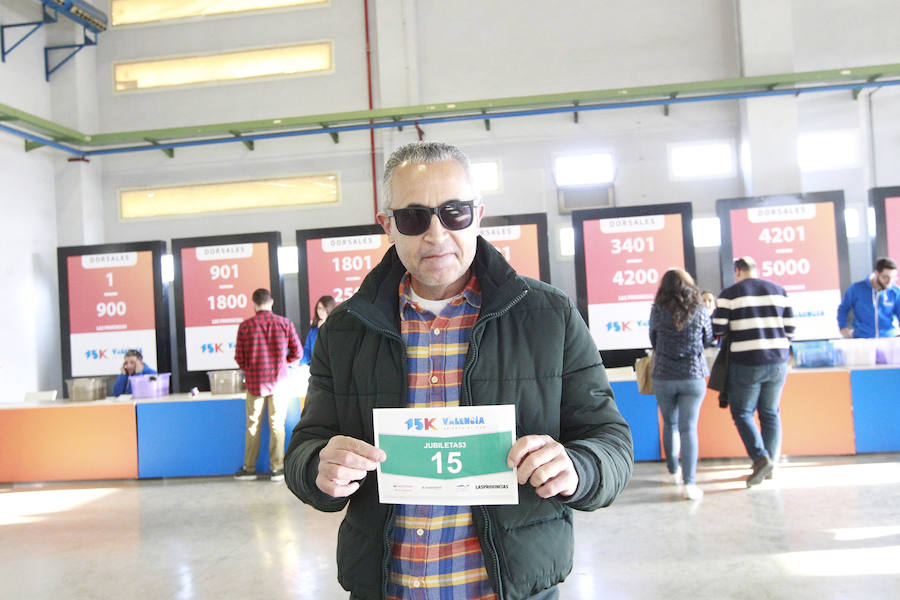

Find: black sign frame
<box><xmin>571</xmin><ymin>202</ymin><xmax>696</xmax><ymax>369</ymax></box>
<box><xmin>172</xmin><ymin>231</ymin><xmax>283</xmax><ymax>392</ymax></box>
<box><xmin>57</xmin><ymin>240</ymin><xmax>170</xmax><ymax>382</ymax></box>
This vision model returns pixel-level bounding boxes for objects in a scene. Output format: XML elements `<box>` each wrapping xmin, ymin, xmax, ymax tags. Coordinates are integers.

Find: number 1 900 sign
<box><xmin>67</xmin><ymin>251</ymin><xmax>158</xmax><ymax>376</ymax></box>
<box><xmin>181</xmin><ymin>242</ymin><xmax>272</xmax><ymax>371</ymax></box>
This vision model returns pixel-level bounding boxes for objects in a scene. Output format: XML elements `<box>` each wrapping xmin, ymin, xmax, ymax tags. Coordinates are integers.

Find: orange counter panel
<box><xmin>690</xmin><ymin>370</ymin><xmax>856</xmax><ymax>458</ymax></box>
<box><xmin>0</xmin><ymin>403</ymin><xmax>138</xmax><ymax>483</ymax></box>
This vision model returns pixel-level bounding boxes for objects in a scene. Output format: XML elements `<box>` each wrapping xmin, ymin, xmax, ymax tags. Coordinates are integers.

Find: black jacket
<box><xmin>284</xmin><ymin>237</ymin><xmax>634</xmax><ymax>600</ymax></box>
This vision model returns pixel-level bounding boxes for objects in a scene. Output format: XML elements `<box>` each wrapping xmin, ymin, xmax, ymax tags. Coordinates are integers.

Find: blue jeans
<box><xmin>727</xmin><ymin>362</ymin><xmax>788</xmax><ymax>462</ymax></box>
<box><xmin>653</xmin><ymin>377</ymin><xmax>706</xmax><ymax>484</ymax></box>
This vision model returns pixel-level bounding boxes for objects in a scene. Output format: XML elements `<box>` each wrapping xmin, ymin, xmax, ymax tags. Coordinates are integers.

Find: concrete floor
<box><xmin>1</xmin><ymin>454</ymin><xmax>898</xmax><ymax>599</ymax></box>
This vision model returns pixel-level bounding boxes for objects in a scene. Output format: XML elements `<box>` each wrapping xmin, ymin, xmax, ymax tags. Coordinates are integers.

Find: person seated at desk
<box><xmin>112</xmin><ymin>349</ymin><xmax>157</xmax><ymax>396</ymax></box>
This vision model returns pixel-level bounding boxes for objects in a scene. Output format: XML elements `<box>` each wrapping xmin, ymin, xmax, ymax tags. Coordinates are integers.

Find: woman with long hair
<box><xmin>649</xmin><ymin>269</ymin><xmax>712</xmax><ymax>500</ymax></box>
<box><xmin>300</xmin><ymin>295</ymin><xmax>336</xmax><ymax>366</ymax></box>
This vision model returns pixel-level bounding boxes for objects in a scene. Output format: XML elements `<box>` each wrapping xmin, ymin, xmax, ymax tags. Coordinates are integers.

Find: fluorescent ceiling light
<box><xmin>554</xmin><ymin>153</ymin><xmax>615</xmax><ymax>186</ymax></box>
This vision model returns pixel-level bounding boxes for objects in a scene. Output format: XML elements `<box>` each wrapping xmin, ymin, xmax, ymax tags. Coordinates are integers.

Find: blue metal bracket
<box><xmin>1</xmin><ymin>4</ymin><xmax>57</xmax><ymax>63</ymax></box>
<box><xmin>44</xmin><ymin>27</ymin><xmax>96</xmax><ymax>81</ymax></box>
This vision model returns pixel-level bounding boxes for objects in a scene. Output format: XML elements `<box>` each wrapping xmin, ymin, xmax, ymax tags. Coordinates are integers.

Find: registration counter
<box><xmin>0</xmin><ymin>398</ymin><xmax>138</xmax><ymax>483</ymax></box>
<box><xmin>0</xmin><ymin>394</ymin><xmax>302</xmax><ymax>483</ymax></box>
<box><xmin>2</xmin><ymin>367</ymin><xmax>897</xmax><ymax>483</ymax></box>
<box><xmin>135</xmin><ymin>393</ymin><xmax>302</xmax><ymax>478</ymax></box>
<box><xmin>608</xmin><ymin>365</ymin><xmax>900</xmax><ymax>460</ymax></box>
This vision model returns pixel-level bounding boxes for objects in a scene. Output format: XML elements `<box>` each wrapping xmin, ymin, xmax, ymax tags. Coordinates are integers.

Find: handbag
<box><xmin>634</xmin><ymin>352</ymin><xmax>654</xmax><ymax>395</ymax></box>
<box><xmin>707</xmin><ymin>336</ymin><xmax>729</xmax><ymax>407</ymax></box>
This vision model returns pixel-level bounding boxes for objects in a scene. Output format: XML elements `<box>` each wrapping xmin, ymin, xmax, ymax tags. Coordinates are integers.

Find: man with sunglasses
<box><xmin>285</xmin><ymin>141</ymin><xmax>633</xmax><ymax>600</ymax></box>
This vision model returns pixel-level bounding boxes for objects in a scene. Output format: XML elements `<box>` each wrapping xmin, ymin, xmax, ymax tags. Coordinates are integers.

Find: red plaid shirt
<box><xmin>388</xmin><ymin>274</ymin><xmax>497</xmax><ymax>600</ymax></box>
<box><xmin>234</xmin><ymin>309</ymin><xmax>301</xmax><ymax>395</ymax></box>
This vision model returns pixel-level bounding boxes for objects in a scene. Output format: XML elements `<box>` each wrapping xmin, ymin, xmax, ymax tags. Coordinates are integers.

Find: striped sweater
<box><xmin>712</xmin><ymin>278</ymin><xmax>795</xmax><ymax>365</ymax></box>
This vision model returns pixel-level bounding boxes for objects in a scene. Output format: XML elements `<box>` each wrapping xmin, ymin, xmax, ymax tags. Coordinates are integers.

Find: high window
<box><xmin>111</xmin><ymin>0</ymin><xmax>328</xmax><ymax>26</ymax></box>
<box><xmin>119</xmin><ymin>174</ymin><xmax>339</xmax><ymax>219</ymax></box>
<box><xmin>114</xmin><ymin>42</ymin><xmax>332</xmax><ymax>91</ymax></box>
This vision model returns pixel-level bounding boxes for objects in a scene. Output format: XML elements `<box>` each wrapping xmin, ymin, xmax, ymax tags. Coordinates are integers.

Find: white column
<box><xmin>373</xmin><ymin>0</ymin><xmax>421</xmax><ymax>181</ymax></box>
<box><xmin>50</xmin><ymin>23</ymin><xmax>104</xmax><ymax>246</ymax></box>
<box><xmin>737</xmin><ymin>0</ymin><xmax>802</xmax><ymax>196</ymax></box>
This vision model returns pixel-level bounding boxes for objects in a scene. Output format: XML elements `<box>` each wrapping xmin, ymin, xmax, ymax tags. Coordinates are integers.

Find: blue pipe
<box><xmin>5</xmin><ymin>78</ymin><xmax>900</xmax><ymax>158</ymax></box>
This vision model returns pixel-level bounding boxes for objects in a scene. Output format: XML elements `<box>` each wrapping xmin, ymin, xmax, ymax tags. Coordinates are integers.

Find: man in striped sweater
<box><xmin>713</xmin><ymin>257</ymin><xmax>795</xmax><ymax>487</ymax></box>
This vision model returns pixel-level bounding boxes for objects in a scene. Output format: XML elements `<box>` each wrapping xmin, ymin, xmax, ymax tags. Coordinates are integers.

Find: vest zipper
<box><xmin>461</xmin><ymin>288</ymin><xmax>527</xmax><ymax>600</ymax></box>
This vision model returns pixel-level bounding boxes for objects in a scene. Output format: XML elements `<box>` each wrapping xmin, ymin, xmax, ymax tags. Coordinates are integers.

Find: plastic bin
<box><xmin>875</xmin><ymin>337</ymin><xmax>900</xmax><ymax>365</ymax></box>
<box><xmin>791</xmin><ymin>340</ymin><xmax>837</xmax><ymax>368</ymax></box>
<box><xmin>129</xmin><ymin>373</ymin><xmax>171</xmax><ymax>399</ymax></box>
<box><xmin>207</xmin><ymin>370</ymin><xmax>246</xmax><ymax>395</ymax></box>
<box><xmin>65</xmin><ymin>377</ymin><xmax>107</xmax><ymax>401</ymax></box>
<box><xmin>833</xmin><ymin>338</ymin><xmax>877</xmax><ymax>367</ymax></box>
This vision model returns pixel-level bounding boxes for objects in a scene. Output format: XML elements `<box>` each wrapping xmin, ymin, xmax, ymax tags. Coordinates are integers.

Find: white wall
<box><xmin>0</xmin><ymin>2</ymin><xmax>63</xmax><ymax>401</ymax></box>
<box><xmin>94</xmin><ymin>1</ymin><xmax>368</xmax><ymax>131</ymax></box>
<box><xmin>791</xmin><ymin>0</ymin><xmax>900</xmax><ymax>71</ymax></box>
<box><xmin>0</xmin><ymin>138</ymin><xmax>60</xmax><ymax>402</ymax></box>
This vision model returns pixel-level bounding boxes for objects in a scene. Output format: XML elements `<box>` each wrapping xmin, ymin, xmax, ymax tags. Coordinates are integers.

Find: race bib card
<box><xmin>373</xmin><ymin>405</ymin><xmax>519</xmax><ymax>506</ymax></box>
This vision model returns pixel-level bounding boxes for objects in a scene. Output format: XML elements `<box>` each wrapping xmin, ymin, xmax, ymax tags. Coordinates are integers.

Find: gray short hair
<box><xmin>381</xmin><ymin>141</ymin><xmax>478</xmax><ymax>212</ymax></box>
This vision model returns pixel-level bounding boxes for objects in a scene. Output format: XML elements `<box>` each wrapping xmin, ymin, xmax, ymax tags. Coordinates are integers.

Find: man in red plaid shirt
<box><xmin>234</xmin><ymin>288</ymin><xmax>302</xmax><ymax>482</ymax></box>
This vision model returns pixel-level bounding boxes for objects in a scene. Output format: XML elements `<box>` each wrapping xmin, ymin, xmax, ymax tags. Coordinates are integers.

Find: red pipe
<box><xmin>364</xmin><ymin>0</ymin><xmax>378</xmax><ymax>219</ymax></box>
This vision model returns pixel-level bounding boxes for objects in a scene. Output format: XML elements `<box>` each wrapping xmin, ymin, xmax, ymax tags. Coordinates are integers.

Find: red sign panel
<box><xmin>886</xmin><ymin>196</ymin><xmax>900</xmax><ymax>260</ymax></box>
<box><xmin>180</xmin><ymin>241</ymin><xmax>273</xmax><ymax>372</ymax></box>
<box><xmin>727</xmin><ymin>201</ymin><xmax>842</xmax><ymax>340</ymax></box>
<box><xmin>66</xmin><ymin>250</ymin><xmax>158</xmax><ymax>376</ymax></box>
<box><xmin>481</xmin><ymin>223</ymin><xmax>541</xmax><ymax>280</ymax></box>
<box><xmin>181</xmin><ymin>242</ymin><xmax>271</xmax><ymax>328</ymax></box>
<box><xmin>583</xmin><ymin>213</ymin><xmax>685</xmax><ymax>305</ymax></box>
<box><xmin>580</xmin><ymin>213</ymin><xmax>687</xmax><ymax>350</ymax></box>
<box><xmin>67</xmin><ymin>251</ymin><xmax>155</xmax><ymax>334</ymax></box>
<box><xmin>729</xmin><ymin>203</ymin><xmax>840</xmax><ymax>293</ymax></box>
<box><xmin>305</xmin><ymin>233</ymin><xmax>392</xmax><ymax>317</ymax></box>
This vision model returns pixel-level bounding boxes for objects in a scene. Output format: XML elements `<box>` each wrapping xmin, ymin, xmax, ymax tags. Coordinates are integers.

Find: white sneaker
<box><xmin>668</xmin><ymin>466</ymin><xmax>682</xmax><ymax>485</ymax></box>
<box><xmin>682</xmin><ymin>484</ymin><xmax>704</xmax><ymax>501</ymax></box>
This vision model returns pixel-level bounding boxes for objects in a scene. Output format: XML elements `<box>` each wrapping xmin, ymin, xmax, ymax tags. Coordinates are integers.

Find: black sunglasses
<box><xmin>386</xmin><ymin>200</ymin><xmax>477</xmax><ymax>236</ymax></box>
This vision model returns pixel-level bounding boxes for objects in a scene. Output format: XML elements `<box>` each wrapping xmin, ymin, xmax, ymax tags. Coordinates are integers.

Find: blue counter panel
<box><xmin>610</xmin><ymin>381</ymin><xmax>661</xmax><ymax>461</ymax></box>
<box><xmin>137</xmin><ymin>397</ymin><xmax>302</xmax><ymax>478</ymax></box>
<box><xmin>850</xmin><ymin>369</ymin><xmax>900</xmax><ymax>453</ymax></box>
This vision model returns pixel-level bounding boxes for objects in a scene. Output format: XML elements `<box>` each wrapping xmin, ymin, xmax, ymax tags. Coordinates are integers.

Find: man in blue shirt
<box><xmin>837</xmin><ymin>257</ymin><xmax>900</xmax><ymax>338</ymax></box>
<box><xmin>111</xmin><ymin>349</ymin><xmax>157</xmax><ymax>396</ymax></box>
